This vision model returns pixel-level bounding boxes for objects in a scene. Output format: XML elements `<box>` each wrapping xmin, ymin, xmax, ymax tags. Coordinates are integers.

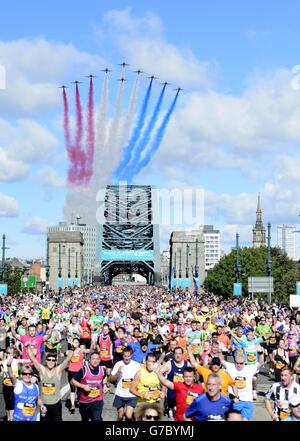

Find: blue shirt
<box><xmin>185</xmin><ymin>393</ymin><xmax>232</xmax><ymax>421</ymax></box>
<box><xmin>127</xmin><ymin>342</ymin><xmax>157</xmax><ymax>363</ymax></box>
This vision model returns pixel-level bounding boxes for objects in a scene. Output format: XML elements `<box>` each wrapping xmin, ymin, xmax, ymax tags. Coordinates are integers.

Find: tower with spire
<box><xmin>252</xmin><ymin>193</ymin><xmax>266</xmax><ymax>247</ymax></box>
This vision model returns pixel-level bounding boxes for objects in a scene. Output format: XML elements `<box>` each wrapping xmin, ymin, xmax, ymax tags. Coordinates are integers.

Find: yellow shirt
<box><xmin>137</xmin><ymin>366</ymin><xmax>161</xmax><ymax>403</ymax></box>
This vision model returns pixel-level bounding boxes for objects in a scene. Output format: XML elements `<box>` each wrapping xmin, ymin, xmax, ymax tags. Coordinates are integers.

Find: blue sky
<box><xmin>1</xmin><ymin>0</ymin><xmax>300</xmax><ymax>259</ymax></box>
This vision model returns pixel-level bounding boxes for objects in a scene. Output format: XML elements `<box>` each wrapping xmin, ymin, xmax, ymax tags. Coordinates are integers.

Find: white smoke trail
<box><xmin>118</xmin><ymin>76</ymin><xmax>140</xmax><ymax>161</ymax></box>
<box><xmin>94</xmin><ymin>74</ymin><xmax>109</xmax><ymax>185</ymax></box>
<box><xmin>106</xmin><ymin>80</ymin><xmax>125</xmax><ymax>175</ymax></box>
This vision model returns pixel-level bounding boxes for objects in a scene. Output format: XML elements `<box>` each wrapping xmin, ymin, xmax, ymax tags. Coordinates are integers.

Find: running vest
<box><xmin>274</xmin><ymin>350</ymin><xmax>288</xmax><ymax>371</ymax></box>
<box><xmin>13</xmin><ymin>381</ymin><xmax>39</xmax><ymax>421</ymax></box>
<box><xmin>276</xmin><ymin>385</ymin><xmax>298</xmax><ymax>421</ymax></box>
<box><xmin>137</xmin><ymin>366</ymin><xmax>161</xmax><ymax>403</ymax></box>
<box><xmin>167</xmin><ymin>360</ymin><xmax>188</xmax><ymax>399</ymax></box>
<box><xmin>99</xmin><ymin>335</ymin><xmax>113</xmax><ymax>361</ymax></box>
<box><xmin>80</xmin><ymin>319</ymin><xmax>92</xmax><ymax>339</ymax></box>
<box><xmin>69</xmin><ymin>349</ymin><xmax>84</xmax><ymax>372</ymax></box>
<box><xmin>78</xmin><ymin>364</ymin><xmax>104</xmax><ymax>403</ymax></box>
<box><xmin>40</xmin><ymin>368</ymin><xmax>62</xmax><ymax>405</ymax></box>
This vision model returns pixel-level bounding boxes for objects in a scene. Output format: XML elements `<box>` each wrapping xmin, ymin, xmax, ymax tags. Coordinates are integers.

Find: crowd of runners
<box><xmin>0</xmin><ymin>285</ymin><xmax>300</xmax><ymax>422</ymax></box>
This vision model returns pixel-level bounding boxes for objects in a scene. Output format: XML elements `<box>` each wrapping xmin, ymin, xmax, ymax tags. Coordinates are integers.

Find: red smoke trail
<box><xmin>67</xmin><ymin>83</ymin><xmax>86</xmax><ymax>185</ymax></box>
<box><xmin>85</xmin><ymin>77</ymin><xmax>95</xmax><ymax>183</ymax></box>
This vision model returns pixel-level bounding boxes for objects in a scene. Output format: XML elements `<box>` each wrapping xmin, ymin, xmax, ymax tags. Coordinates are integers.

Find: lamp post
<box><xmin>45</xmin><ymin>236</ymin><xmax>50</xmax><ymax>294</ymax></box>
<box><xmin>235</xmin><ymin>233</ymin><xmax>241</xmax><ymax>283</ymax></box>
<box><xmin>266</xmin><ymin>222</ymin><xmax>272</xmax><ymax>303</ymax></box>
<box><xmin>1</xmin><ymin>234</ymin><xmax>9</xmax><ymax>282</ymax></box>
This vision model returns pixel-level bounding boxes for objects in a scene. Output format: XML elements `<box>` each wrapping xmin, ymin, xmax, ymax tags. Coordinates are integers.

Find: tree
<box><xmin>203</xmin><ymin>246</ymin><xmax>299</xmax><ymax>304</ymax></box>
<box><xmin>3</xmin><ymin>264</ymin><xmax>26</xmax><ymax>296</ymax></box>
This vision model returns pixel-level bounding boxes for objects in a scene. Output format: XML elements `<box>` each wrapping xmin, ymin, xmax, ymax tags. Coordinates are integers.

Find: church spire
<box><xmin>252</xmin><ymin>192</ymin><xmax>266</xmax><ymax>247</ymax></box>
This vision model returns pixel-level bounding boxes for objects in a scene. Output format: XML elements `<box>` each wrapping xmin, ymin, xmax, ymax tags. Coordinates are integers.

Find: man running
<box><xmin>109</xmin><ymin>347</ymin><xmax>140</xmax><ymax>420</ymax></box>
<box><xmin>71</xmin><ymin>351</ymin><xmax>108</xmax><ymax>421</ymax></box>
<box><xmin>157</xmin><ymin>366</ymin><xmax>204</xmax><ymax>420</ymax></box>
<box><xmin>183</xmin><ymin>373</ymin><xmax>232</xmax><ymax>421</ymax></box>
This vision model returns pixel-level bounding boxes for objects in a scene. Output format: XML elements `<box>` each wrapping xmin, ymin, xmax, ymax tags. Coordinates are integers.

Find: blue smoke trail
<box><xmin>114</xmin><ymin>79</ymin><xmax>153</xmax><ymax>181</ymax></box>
<box><xmin>124</xmin><ymin>84</ymin><xmax>167</xmax><ymax>182</ymax></box>
<box><xmin>129</xmin><ymin>90</ymin><xmax>179</xmax><ymax>181</ymax></box>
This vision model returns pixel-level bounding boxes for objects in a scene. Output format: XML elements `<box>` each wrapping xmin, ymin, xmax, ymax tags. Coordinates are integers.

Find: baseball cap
<box><xmin>210</xmin><ymin>357</ymin><xmax>221</xmax><ymax>366</ymax></box>
<box><xmin>289</xmin><ymin>396</ymin><xmax>300</xmax><ymax>407</ymax></box>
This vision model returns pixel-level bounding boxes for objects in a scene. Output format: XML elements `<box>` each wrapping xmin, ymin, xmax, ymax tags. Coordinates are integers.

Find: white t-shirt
<box><xmin>224</xmin><ymin>361</ymin><xmax>258</xmax><ymax>402</ymax></box>
<box><xmin>111</xmin><ymin>360</ymin><xmax>141</xmax><ymax>398</ymax></box>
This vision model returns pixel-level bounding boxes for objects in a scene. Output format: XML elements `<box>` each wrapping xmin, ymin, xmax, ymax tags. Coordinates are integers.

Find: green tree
<box><xmin>3</xmin><ymin>264</ymin><xmax>26</xmax><ymax>295</ymax></box>
<box><xmin>203</xmin><ymin>246</ymin><xmax>300</xmax><ymax>304</ymax></box>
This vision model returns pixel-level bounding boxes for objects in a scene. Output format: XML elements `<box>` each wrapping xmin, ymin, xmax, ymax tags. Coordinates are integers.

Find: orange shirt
<box><xmin>218</xmin><ymin>334</ymin><xmax>231</xmax><ymax>348</ymax></box>
<box><xmin>196</xmin><ymin>365</ymin><xmax>235</xmax><ymax>396</ymax></box>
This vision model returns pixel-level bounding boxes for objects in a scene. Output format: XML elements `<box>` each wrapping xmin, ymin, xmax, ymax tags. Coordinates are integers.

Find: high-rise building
<box><xmin>277</xmin><ymin>225</ymin><xmax>296</xmax><ymax>260</ymax></box>
<box><xmin>252</xmin><ymin>193</ymin><xmax>266</xmax><ymax>248</ymax></box>
<box><xmin>199</xmin><ymin>225</ymin><xmax>221</xmax><ymax>272</ymax></box>
<box><xmin>47</xmin><ymin>219</ymin><xmax>96</xmax><ymax>284</ymax></box>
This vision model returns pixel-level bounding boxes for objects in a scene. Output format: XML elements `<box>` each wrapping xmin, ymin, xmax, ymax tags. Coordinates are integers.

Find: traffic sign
<box><xmin>21</xmin><ymin>275</ymin><xmax>36</xmax><ymax>288</ymax></box>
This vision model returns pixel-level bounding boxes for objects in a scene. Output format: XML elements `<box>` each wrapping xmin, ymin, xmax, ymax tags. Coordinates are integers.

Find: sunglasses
<box><xmin>236</xmin><ymin>362</ymin><xmax>244</xmax><ymax>365</ymax></box>
<box><xmin>47</xmin><ymin>359</ymin><xmax>56</xmax><ymax>362</ymax></box>
<box><xmin>22</xmin><ymin>373</ymin><xmax>33</xmax><ymax>376</ymax></box>
<box><xmin>144</xmin><ymin>414</ymin><xmax>159</xmax><ymax>420</ymax></box>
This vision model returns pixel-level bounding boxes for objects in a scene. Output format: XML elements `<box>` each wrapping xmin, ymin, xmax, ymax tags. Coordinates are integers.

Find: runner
<box><xmin>27</xmin><ymin>343</ymin><xmax>73</xmax><ymax>421</ymax></box>
<box><xmin>157</xmin><ymin>366</ymin><xmax>204</xmax><ymax>420</ymax></box>
<box><xmin>183</xmin><ymin>373</ymin><xmax>232</xmax><ymax>421</ymax></box>
<box><xmin>6</xmin><ymin>356</ymin><xmax>40</xmax><ymax>421</ymax></box>
<box><xmin>264</xmin><ymin>366</ymin><xmax>300</xmax><ymax>421</ymax></box>
<box><xmin>109</xmin><ymin>347</ymin><xmax>140</xmax><ymax>420</ymax></box>
<box><xmin>71</xmin><ymin>351</ymin><xmax>108</xmax><ymax>421</ymax></box>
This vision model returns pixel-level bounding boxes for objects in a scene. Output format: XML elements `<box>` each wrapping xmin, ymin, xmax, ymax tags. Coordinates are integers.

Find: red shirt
<box><xmin>173</xmin><ymin>382</ymin><xmax>204</xmax><ymax>421</ymax></box>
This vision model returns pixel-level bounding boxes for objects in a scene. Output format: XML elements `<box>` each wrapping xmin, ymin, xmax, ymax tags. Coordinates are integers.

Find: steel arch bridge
<box><xmin>94</xmin><ymin>184</ymin><xmax>160</xmax><ymax>285</ymax></box>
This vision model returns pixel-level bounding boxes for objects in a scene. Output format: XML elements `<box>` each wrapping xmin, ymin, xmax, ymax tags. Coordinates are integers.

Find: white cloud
<box><xmin>100</xmin><ymin>8</ymin><xmax>218</xmax><ymax>88</ymax></box>
<box><xmin>0</xmin><ymin>38</ymin><xmax>105</xmax><ymax>116</ymax></box>
<box><xmin>36</xmin><ymin>166</ymin><xmax>66</xmax><ymax>188</ymax></box>
<box><xmin>0</xmin><ymin>193</ymin><xmax>19</xmax><ymax>217</ymax></box>
<box><xmin>0</xmin><ymin>147</ymin><xmax>29</xmax><ymax>182</ymax></box>
<box><xmin>22</xmin><ymin>217</ymin><xmax>49</xmax><ymax>235</ymax></box>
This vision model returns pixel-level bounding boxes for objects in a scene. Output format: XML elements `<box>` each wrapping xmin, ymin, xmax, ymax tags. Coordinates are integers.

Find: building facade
<box><xmin>277</xmin><ymin>225</ymin><xmax>296</xmax><ymax>260</ymax></box>
<box><xmin>252</xmin><ymin>193</ymin><xmax>266</xmax><ymax>248</ymax></box>
<box><xmin>199</xmin><ymin>225</ymin><xmax>221</xmax><ymax>272</ymax></box>
<box><xmin>48</xmin><ymin>231</ymin><xmax>84</xmax><ymax>290</ymax></box>
<box><xmin>48</xmin><ymin>221</ymin><xmax>96</xmax><ymax>284</ymax></box>
<box><xmin>169</xmin><ymin>230</ymin><xmax>205</xmax><ymax>290</ymax></box>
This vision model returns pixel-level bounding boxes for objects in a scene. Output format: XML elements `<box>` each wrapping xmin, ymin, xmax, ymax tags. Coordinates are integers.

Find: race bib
<box><xmin>235</xmin><ymin>376</ymin><xmax>246</xmax><ymax>389</ymax></box>
<box><xmin>246</xmin><ymin>353</ymin><xmax>257</xmax><ymax>363</ymax></box>
<box><xmin>71</xmin><ymin>355</ymin><xmax>80</xmax><ymax>363</ymax></box>
<box><xmin>100</xmin><ymin>349</ymin><xmax>108</xmax><ymax>356</ymax></box>
<box><xmin>22</xmin><ymin>402</ymin><xmax>35</xmax><ymax>417</ymax></box>
<box><xmin>186</xmin><ymin>391</ymin><xmax>198</xmax><ymax>405</ymax></box>
<box><xmin>236</xmin><ymin>349</ymin><xmax>244</xmax><ymax>356</ymax></box>
<box><xmin>116</xmin><ymin>347</ymin><xmax>123</xmax><ymax>353</ymax></box>
<box><xmin>82</xmin><ymin>331</ymin><xmax>90</xmax><ymax>338</ymax></box>
<box><xmin>42</xmin><ymin>383</ymin><xmax>56</xmax><ymax>395</ymax></box>
<box><xmin>3</xmin><ymin>377</ymin><xmax>13</xmax><ymax>387</ymax></box>
<box><xmin>269</xmin><ymin>338</ymin><xmax>277</xmax><ymax>345</ymax></box>
<box><xmin>122</xmin><ymin>379</ymin><xmax>132</xmax><ymax>389</ymax></box>
<box><xmin>275</xmin><ymin>361</ymin><xmax>285</xmax><ymax>370</ymax></box>
<box><xmin>148</xmin><ymin>387</ymin><xmax>160</xmax><ymax>400</ymax></box>
<box><xmin>279</xmin><ymin>409</ymin><xmax>290</xmax><ymax>420</ymax></box>
<box><xmin>173</xmin><ymin>374</ymin><xmax>184</xmax><ymax>383</ymax></box>
<box><xmin>88</xmin><ymin>387</ymin><xmax>100</xmax><ymax>398</ymax></box>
